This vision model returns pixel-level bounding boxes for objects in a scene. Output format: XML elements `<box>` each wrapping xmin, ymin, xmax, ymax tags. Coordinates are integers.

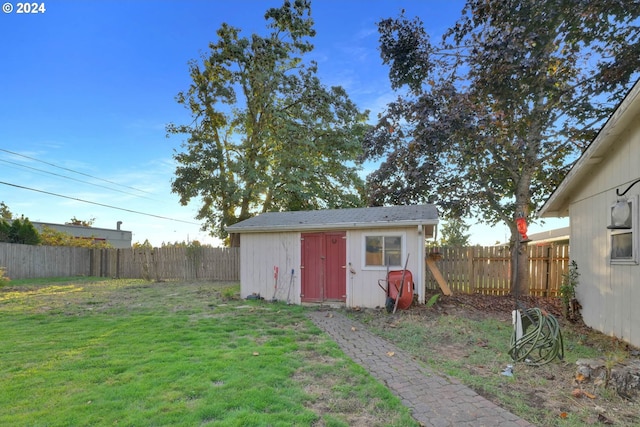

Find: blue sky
<box><xmin>0</xmin><ymin>0</ymin><xmax>566</xmax><ymax>246</ymax></box>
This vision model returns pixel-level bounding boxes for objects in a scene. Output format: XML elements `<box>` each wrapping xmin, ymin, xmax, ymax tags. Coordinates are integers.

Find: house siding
<box><xmin>568</xmin><ymin>112</ymin><xmax>640</xmax><ymax>347</ymax></box>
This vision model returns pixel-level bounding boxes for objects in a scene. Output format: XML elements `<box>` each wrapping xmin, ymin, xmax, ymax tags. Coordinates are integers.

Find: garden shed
<box><xmin>225</xmin><ymin>204</ymin><xmax>439</xmax><ymax>308</ymax></box>
<box><xmin>539</xmin><ymin>79</ymin><xmax>640</xmax><ymax>348</ymax></box>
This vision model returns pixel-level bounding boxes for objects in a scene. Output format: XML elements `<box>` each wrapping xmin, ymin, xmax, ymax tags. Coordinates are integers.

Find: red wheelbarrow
<box><xmin>378</xmin><ymin>269</ymin><xmax>414</xmax><ymax>313</ymax></box>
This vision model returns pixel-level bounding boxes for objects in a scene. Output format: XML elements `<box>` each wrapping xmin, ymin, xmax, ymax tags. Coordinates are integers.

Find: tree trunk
<box><xmin>229</xmin><ymin>233</ymin><xmax>240</xmax><ymax>248</ymax></box>
<box><xmin>511</xmin><ymin>164</ymin><xmax>535</xmax><ymax>297</ymax></box>
<box><xmin>510</xmin><ymin>236</ymin><xmax>529</xmax><ymax>297</ymax></box>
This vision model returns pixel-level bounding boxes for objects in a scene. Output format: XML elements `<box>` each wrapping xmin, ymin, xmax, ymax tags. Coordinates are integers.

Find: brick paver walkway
<box><xmin>307</xmin><ymin>310</ymin><xmax>535</xmax><ymax>427</ymax></box>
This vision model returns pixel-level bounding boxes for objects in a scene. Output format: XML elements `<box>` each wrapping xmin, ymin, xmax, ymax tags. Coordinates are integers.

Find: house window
<box><xmin>611</xmin><ymin>195</ymin><xmax>638</xmax><ymax>264</ymax></box>
<box><xmin>364</xmin><ymin>234</ymin><xmax>403</xmax><ymax>267</ymax></box>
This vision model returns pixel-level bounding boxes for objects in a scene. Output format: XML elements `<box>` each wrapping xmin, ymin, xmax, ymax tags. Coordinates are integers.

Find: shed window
<box><xmin>365</xmin><ymin>235</ymin><xmax>403</xmax><ymax>267</ymax></box>
<box><xmin>611</xmin><ymin>195</ymin><xmax>638</xmax><ymax>264</ymax></box>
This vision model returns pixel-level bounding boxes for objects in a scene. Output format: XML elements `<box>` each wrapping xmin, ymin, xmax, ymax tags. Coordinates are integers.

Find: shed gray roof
<box><xmin>226</xmin><ymin>204</ymin><xmax>439</xmax><ymax>233</ymax></box>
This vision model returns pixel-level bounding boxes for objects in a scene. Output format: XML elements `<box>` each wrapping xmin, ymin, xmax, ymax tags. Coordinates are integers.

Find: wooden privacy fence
<box><xmin>425</xmin><ymin>244</ymin><xmax>570</xmax><ymax>296</ymax></box>
<box><xmin>2</xmin><ymin>242</ymin><xmax>568</xmax><ymax>295</ymax></box>
<box><xmin>0</xmin><ymin>242</ymin><xmax>240</xmax><ymax>281</ymax></box>
<box><xmin>0</xmin><ymin>242</ymin><xmax>91</xmax><ymax>279</ymax></box>
<box><xmin>95</xmin><ymin>247</ymin><xmax>239</xmax><ymax>280</ymax></box>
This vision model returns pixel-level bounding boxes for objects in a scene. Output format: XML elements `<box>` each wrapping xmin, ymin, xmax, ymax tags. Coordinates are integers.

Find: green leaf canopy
<box><xmin>363</xmin><ymin>0</ymin><xmax>639</xmax><ymax>294</ymax></box>
<box><xmin>364</xmin><ymin>0</ymin><xmax>640</xmax><ymax>232</ymax></box>
<box><xmin>168</xmin><ymin>0</ymin><xmax>368</xmax><ymax>244</ymax></box>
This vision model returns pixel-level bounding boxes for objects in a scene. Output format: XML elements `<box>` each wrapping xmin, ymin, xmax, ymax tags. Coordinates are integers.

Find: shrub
<box><xmin>0</xmin><ymin>220</ymin><xmax>9</xmax><ymax>241</ymax></box>
<box><xmin>221</xmin><ymin>284</ymin><xmax>240</xmax><ymax>300</ymax></box>
<box><xmin>0</xmin><ymin>267</ymin><xmax>10</xmax><ymax>288</ymax></box>
<box><xmin>0</xmin><ymin>217</ymin><xmax>41</xmax><ymax>245</ymax></box>
<box><xmin>560</xmin><ymin>260</ymin><xmax>580</xmax><ymax>321</ymax></box>
<box><xmin>39</xmin><ymin>226</ymin><xmax>111</xmax><ymax>248</ymax></box>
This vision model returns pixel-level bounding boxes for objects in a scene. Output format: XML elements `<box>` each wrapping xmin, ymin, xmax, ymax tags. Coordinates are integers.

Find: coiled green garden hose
<box><xmin>509</xmin><ymin>307</ymin><xmax>564</xmax><ymax>366</ymax></box>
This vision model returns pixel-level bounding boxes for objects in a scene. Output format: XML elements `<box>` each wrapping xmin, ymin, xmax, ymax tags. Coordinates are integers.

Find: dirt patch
<box><xmin>349</xmin><ymin>291</ymin><xmax>640</xmax><ymax>427</ymax></box>
<box><xmin>424</xmin><ymin>292</ymin><xmax>565</xmax><ymax>319</ymax></box>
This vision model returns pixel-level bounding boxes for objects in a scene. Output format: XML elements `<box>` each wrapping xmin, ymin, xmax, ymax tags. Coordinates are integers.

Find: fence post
<box><xmin>544</xmin><ymin>246</ymin><xmax>551</xmax><ymax>297</ymax></box>
<box><xmin>468</xmin><ymin>246</ymin><xmax>475</xmax><ymax>293</ymax></box>
<box><xmin>100</xmin><ymin>249</ymin><xmax>105</xmax><ymax>277</ymax></box>
<box><xmin>89</xmin><ymin>248</ymin><xmax>95</xmax><ymax>276</ymax></box>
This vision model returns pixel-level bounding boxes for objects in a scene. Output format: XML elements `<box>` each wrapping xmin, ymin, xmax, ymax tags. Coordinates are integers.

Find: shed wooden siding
<box><xmin>238</xmin><ymin>232</ymin><xmax>300</xmax><ymax>303</ymax></box>
<box><xmin>568</xmin><ymin>115</ymin><xmax>640</xmax><ymax>347</ymax></box>
<box><xmin>346</xmin><ymin>227</ymin><xmax>424</xmax><ymax>308</ymax></box>
<box><xmin>237</xmin><ymin>226</ymin><xmax>425</xmax><ymax>308</ymax></box>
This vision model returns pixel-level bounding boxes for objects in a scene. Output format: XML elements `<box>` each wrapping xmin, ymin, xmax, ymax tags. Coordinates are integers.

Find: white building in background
<box><xmin>32</xmin><ymin>221</ymin><xmax>132</xmax><ymax>249</ymax></box>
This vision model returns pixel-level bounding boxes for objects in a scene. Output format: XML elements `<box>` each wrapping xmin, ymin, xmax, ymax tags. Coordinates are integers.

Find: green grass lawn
<box><xmin>0</xmin><ymin>278</ymin><xmax>417</xmax><ymax>427</ymax></box>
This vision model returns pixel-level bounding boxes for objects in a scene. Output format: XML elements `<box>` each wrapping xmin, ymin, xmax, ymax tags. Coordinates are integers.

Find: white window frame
<box><xmin>610</xmin><ymin>194</ymin><xmax>639</xmax><ymax>265</ymax></box>
<box><xmin>362</xmin><ymin>231</ymin><xmax>406</xmax><ymax>271</ymax></box>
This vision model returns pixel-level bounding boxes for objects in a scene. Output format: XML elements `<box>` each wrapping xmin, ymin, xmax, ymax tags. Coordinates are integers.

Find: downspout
<box><xmin>417</xmin><ymin>224</ymin><xmax>425</xmax><ymax>304</ymax></box>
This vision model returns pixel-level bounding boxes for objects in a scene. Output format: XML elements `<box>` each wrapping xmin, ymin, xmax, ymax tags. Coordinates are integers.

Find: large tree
<box><xmin>0</xmin><ymin>202</ymin><xmax>12</xmax><ymax>221</ymax></box>
<box><xmin>438</xmin><ymin>218</ymin><xmax>471</xmax><ymax>246</ymax></box>
<box><xmin>363</xmin><ymin>0</ymin><xmax>640</xmax><ymax>294</ymax></box>
<box><xmin>168</xmin><ymin>0</ymin><xmax>368</xmax><ymax>246</ymax></box>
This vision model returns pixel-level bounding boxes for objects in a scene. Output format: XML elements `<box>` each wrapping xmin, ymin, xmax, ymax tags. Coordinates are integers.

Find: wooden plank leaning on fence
<box><xmin>426</xmin><ymin>252</ymin><xmax>452</xmax><ymax>296</ymax></box>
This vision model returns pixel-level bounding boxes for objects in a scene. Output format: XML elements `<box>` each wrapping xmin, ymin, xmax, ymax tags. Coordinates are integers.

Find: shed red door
<box><xmin>301</xmin><ymin>232</ymin><xmax>346</xmax><ymax>302</ymax></box>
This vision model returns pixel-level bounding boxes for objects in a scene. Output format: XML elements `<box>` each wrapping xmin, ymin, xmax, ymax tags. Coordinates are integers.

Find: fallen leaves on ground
<box><xmin>571</xmin><ymin>388</ymin><xmax>596</xmax><ymax>399</ymax></box>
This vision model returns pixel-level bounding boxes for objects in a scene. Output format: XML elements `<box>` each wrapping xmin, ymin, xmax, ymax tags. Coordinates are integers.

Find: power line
<box><xmin>0</xmin><ymin>148</ymin><xmax>155</xmax><ymax>195</ymax></box>
<box><xmin>0</xmin><ymin>181</ymin><xmax>200</xmax><ymax>225</ymax></box>
<box><xmin>0</xmin><ymin>158</ymin><xmax>159</xmax><ymax>201</ymax></box>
